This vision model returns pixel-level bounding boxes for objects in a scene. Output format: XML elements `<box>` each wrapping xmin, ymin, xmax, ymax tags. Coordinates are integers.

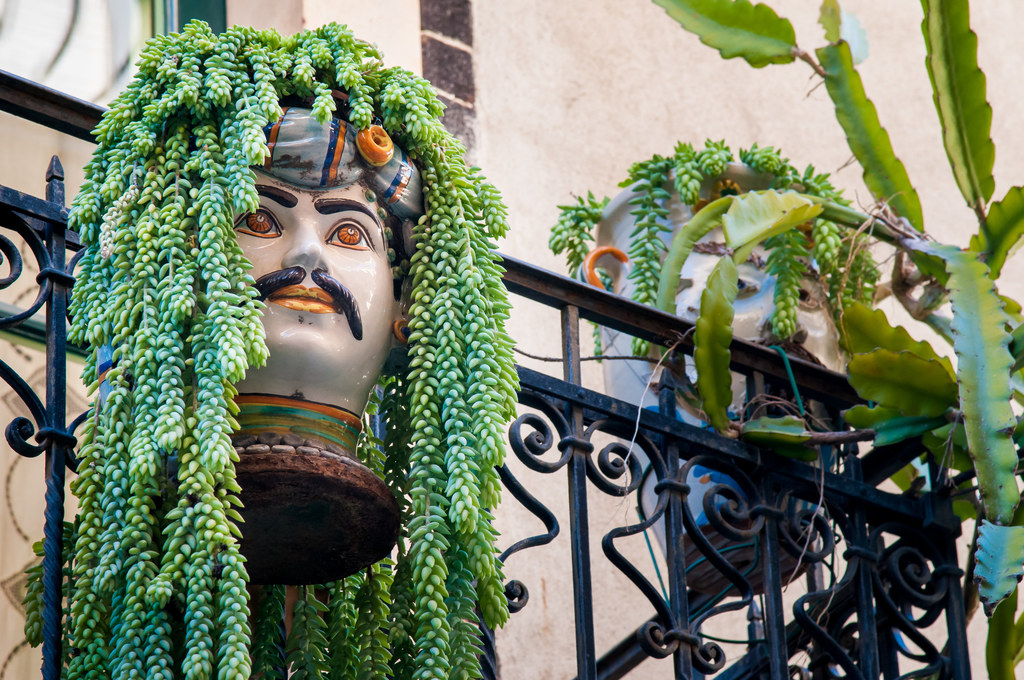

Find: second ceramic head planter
<box><xmin>551</xmin><ymin>142</ymin><xmax>879</xmax><ymax>595</ymax></box>
<box><xmin>551</xmin><ymin>141</ymin><xmax>879</xmax><ymax>419</ymax></box>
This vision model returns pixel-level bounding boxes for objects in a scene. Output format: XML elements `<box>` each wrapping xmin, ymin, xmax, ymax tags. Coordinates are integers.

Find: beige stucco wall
<box><xmin>227</xmin><ymin>0</ymin><xmax>423</xmax><ymax>74</ymax></box>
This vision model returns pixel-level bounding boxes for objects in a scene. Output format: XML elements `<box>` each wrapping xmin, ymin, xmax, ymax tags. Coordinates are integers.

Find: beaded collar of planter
<box><xmin>231</xmin><ymin>431</ymin><xmax>356</xmax><ymax>460</ymax></box>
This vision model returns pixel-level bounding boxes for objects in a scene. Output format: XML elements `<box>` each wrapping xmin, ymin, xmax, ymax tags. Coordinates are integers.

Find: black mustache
<box><xmin>311</xmin><ymin>268</ymin><xmax>363</xmax><ymax>341</ymax></box>
<box><xmin>253</xmin><ymin>266</ymin><xmax>306</xmax><ymax>299</ymax></box>
<box><xmin>253</xmin><ymin>266</ymin><xmax>364</xmax><ymax>341</ymax></box>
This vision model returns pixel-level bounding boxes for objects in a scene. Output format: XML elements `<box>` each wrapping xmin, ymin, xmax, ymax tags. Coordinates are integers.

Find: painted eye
<box><xmin>235</xmin><ymin>210</ymin><xmax>281</xmax><ymax>238</ymax></box>
<box><xmin>327</xmin><ymin>223</ymin><xmax>370</xmax><ymax>250</ymax></box>
<box><xmin>735</xmin><ymin>278</ymin><xmax>760</xmax><ymax>299</ymax></box>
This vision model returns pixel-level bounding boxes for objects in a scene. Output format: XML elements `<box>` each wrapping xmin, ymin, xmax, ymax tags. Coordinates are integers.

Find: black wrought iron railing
<box><xmin>0</xmin><ymin>69</ymin><xmax>971</xmax><ymax>680</ymax></box>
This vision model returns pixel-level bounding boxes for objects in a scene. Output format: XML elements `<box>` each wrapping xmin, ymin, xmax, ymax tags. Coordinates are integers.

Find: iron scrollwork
<box><xmin>498</xmin><ymin>393</ymin><xmax>569</xmax><ymax>614</ymax></box>
<box><xmin>792</xmin><ymin>515</ymin><xmax>963</xmax><ymax>679</ymax></box>
<box><xmin>0</xmin><ymin>157</ymin><xmax>80</xmax><ymax>680</ymax></box>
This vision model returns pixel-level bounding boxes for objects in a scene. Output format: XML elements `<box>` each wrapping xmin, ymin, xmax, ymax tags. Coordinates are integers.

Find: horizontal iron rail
<box><xmin>0</xmin><ymin>70</ymin><xmax>103</xmax><ymax>142</ymax></box>
<box><xmin>516</xmin><ymin>365</ymin><xmax>960</xmax><ymax>533</ymax></box>
<box><xmin>502</xmin><ymin>255</ymin><xmax>860</xmax><ymax>406</ymax></box>
<box><xmin>0</xmin><ymin>185</ymin><xmax>76</xmax><ymax>242</ymax></box>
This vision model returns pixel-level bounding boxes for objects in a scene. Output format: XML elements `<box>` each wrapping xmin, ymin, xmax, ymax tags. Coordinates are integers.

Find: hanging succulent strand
<box><xmin>249</xmin><ymin>585</ymin><xmax>287</xmax><ymax>680</ymax></box>
<box><xmin>548</xmin><ymin>191</ymin><xmax>609</xmax><ymax>275</ymax></box>
<box><xmin>31</xmin><ymin>20</ymin><xmax>518</xmax><ymax>680</ymax></box>
<box><xmin>622</xmin><ymin>155</ymin><xmax>673</xmax><ymax>355</ymax></box>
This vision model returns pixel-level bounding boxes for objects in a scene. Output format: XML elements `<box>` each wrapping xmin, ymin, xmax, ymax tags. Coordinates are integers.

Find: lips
<box><xmin>267</xmin><ymin>284</ymin><xmax>336</xmax><ymax>314</ymax></box>
<box><xmin>253</xmin><ymin>267</ymin><xmax>363</xmax><ymax>340</ymax></box>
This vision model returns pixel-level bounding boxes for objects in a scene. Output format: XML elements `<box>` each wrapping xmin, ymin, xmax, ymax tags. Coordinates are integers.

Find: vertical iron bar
<box><xmin>926</xmin><ymin>456</ymin><xmax>970</xmax><ymax>679</ymax></box>
<box><xmin>658</xmin><ymin>372</ymin><xmax>693</xmax><ymax>680</ymax></box>
<box><xmin>758</xmin><ymin>477</ymin><xmax>787</xmax><ymax>679</ymax></box>
<box><xmin>562</xmin><ymin>305</ymin><xmax>596</xmax><ymax>680</ymax></box>
<box><xmin>41</xmin><ymin>156</ymin><xmax>68</xmax><ymax>680</ymax></box>
<box><xmin>877</xmin><ymin>621</ymin><xmax>899</xmax><ymax>678</ymax></box>
<box><xmin>940</xmin><ymin>533</ymin><xmax>970</xmax><ymax>678</ymax></box>
<box><xmin>845</xmin><ymin>452</ymin><xmax>880</xmax><ymax>679</ymax></box>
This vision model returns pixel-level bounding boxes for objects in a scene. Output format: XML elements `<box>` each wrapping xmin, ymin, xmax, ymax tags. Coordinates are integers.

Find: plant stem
<box><xmin>802</xmin><ymin>428</ymin><xmax>877</xmax><ymax>445</ymax></box>
<box><xmin>806</xmin><ymin>196</ymin><xmax>907</xmax><ymax>246</ymax></box>
<box><xmin>791</xmin><ymin>47</ymin><xmax>826</xmax><ymax>78</ymax></box>
<box><xmin>973</xmin><ymin>199</ymin><xmax>988</xmax><ymax>226</ymax></box>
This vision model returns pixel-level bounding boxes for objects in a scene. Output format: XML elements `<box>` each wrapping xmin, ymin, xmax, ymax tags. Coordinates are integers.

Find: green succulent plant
<box><xmin>23</xmin><ymin>21</ymin><xmax>517</xmax><ymax>680</ymax></box>
<box><xmin>648</xmin><ymin>0</ymin><xmax>1024</xmax><ymax>675</ymax></box>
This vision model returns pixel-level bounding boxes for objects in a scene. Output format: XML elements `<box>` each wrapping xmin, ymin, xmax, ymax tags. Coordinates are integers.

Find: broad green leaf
<box><xmin>970</xmin><ymin>186</ymin><xmax>1024</xmax><ymax>279</ymax></box>
<box><xmin>821</xmin><ymin>1</ymin><xmax>868</xmax><ymax>63</ymax></box>
<box><xmin>911</xmin><ymin>242</ymin><xmax>1019</xmax><ymax>523</ymax></box>
<box><xmin>847</xmin><ymin>349</ymin><xmax>958</xmax><ymax>417</ymax></box>
<box><xmin>843</xmin><ymin>404</ymin><xmax>901</xmax><ymax>429</ymax></box>
<box><xmin>817</xmin><ymin>41</ymin><xmax>924</xmax><ymax>231</ymax></box>
<box><xmin>694</xmin><ymin>257</ymin><xmax>738</xmax><ymax>431</ymax></box>
<box><xmin>873</xmin><ymin>415</ymin><xmax>949</xmax><ymax>447</ymax></box>
<box><xmin>976</xmin><ymin>521</ymin><xmax>1024</xmax><ymax>616</ymax></box>
<box><xmin>839</xmin><ymin>302</ymin><xmax>953</xmax><ymax>376</ymax></box>
<box><xmin>656</xmin><ymin>196</ymin><xmax>733</xmax><ymax>313</ymax></box>
<box><xmin>1003</xmin><ymin>296</ymin><xmax>1019</xmax><ymax>321</ymax></box>
<box><xmin>1002</xmin><ymin>294</ymin><xmax>1023</xmax><ymax>320</ymax></box>
<box><xmin>654</xmin><ymin>0</ymin><xmax>797</xmax><ymax>68</ymax></box>
<box><xmin>740</xmin><ymin>415</ymin><xmax>816</xmax><ymax>460</ymax></box>
<box><xmin>845</xmin><ymin>405</ymin><xmax>948</xmax><ymax>450</ymax></box>
<box><xmin>819</xmin><ymin>0</ymin><xmax>841</xmax><ymax>42</ymax></box>
<box><xmin>921</xmin><ymin>0</ymin><xmax>995</xmax><ymax>210</ymax></box>
<box><xmin>721</xmin><ymin>190</ymin><xmax>822</xmax><ymax>263</ymax></box>
<box><xmin>986</xmin><ymin>585</ymin><xmax>1019</xmax><ymax>678</ymax></box>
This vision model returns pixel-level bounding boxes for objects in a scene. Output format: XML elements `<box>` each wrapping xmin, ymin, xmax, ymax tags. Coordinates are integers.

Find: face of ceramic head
<box><xmin>234</xmin><ymin>169</ymin><xmax>400</xmax><ymax>412</ymax></box>
<box><xmin>672</xmin><ymin>252</ymin><xmax>843</xmax><ymax>372</ymax></box>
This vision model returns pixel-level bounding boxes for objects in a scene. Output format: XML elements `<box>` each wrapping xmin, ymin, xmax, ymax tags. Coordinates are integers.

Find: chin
<box><xmin>239</xmin><ymin>305</ymin><xmax>393</xmax><ymax>410</ymax></box>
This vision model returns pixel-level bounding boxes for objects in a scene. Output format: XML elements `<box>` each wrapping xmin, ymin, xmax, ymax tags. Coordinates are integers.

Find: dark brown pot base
<box><xmin>234</xmin><ymin>446</ymin><xmax>400</xmax><ymax>585</ymax></box>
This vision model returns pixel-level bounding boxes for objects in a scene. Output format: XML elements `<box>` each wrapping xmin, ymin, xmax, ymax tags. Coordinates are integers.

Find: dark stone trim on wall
<box><xmin>421</xmin><ymin>0</ymin><xmax>473</xmax><ymax>46</ymax></box>
<box><xmin>420</xmin><ymin>0</ymin><xmax>476</xmax><ymax>154</ymax></box>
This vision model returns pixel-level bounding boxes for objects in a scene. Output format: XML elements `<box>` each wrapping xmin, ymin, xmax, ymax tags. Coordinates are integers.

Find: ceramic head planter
<box><xmin>228</xmin><ymin>107</ymin><xmax>425</xmax><ymax>585</ymax></box>
<box><xmin>552</xmin><ymin>143</ymin><xmax>878</xmax><ymax>595</ymax></box>
<box><xmin>58</xmin><ymin>22</ymin><xmax>516</xmax><ymax>680</ymax></box>
<box><xmin>552</xmin><ymin>142</ymin><xmax>879</xmax><ymax>420</ymax></box>
<box><xmin>237</xmin><ymin>107</ymin><xmax>422</xmax><ymax>413</ymax></box>
<box><xmin>592</xmin><ymin>161</ymin><xmax>846</xmax><ymax>368</ymax></box>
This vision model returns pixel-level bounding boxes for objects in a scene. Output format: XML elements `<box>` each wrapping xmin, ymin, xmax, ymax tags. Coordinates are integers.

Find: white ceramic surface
<box><xmin>235</xmin><ymin>169</ymin><xmax>401</xmax><ymax>412</ymax></box>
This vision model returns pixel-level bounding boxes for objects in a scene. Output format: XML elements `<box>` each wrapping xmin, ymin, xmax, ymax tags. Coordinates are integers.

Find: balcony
<box><xmin>0</xmin><ymin>70</ymin><xmax>970</xmax><ymax>680</ymax></box>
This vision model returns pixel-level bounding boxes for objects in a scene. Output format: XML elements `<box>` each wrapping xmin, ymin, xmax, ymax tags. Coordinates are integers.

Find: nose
<box><xmin>281</xmin><ymin>218</ymin><xmax>326</xmax><ymax>273</ymax></box>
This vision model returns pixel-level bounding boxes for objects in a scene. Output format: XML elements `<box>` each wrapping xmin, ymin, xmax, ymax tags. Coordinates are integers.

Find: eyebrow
<box><xmin>313</xmin><ymin>198</ymin><xmax>381</xmax><ymax>222</ymax></box>
<box><xmin>256</xmin><ymin>184</ymin><xmax>298</xmax><ymax>208</ymax></box>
